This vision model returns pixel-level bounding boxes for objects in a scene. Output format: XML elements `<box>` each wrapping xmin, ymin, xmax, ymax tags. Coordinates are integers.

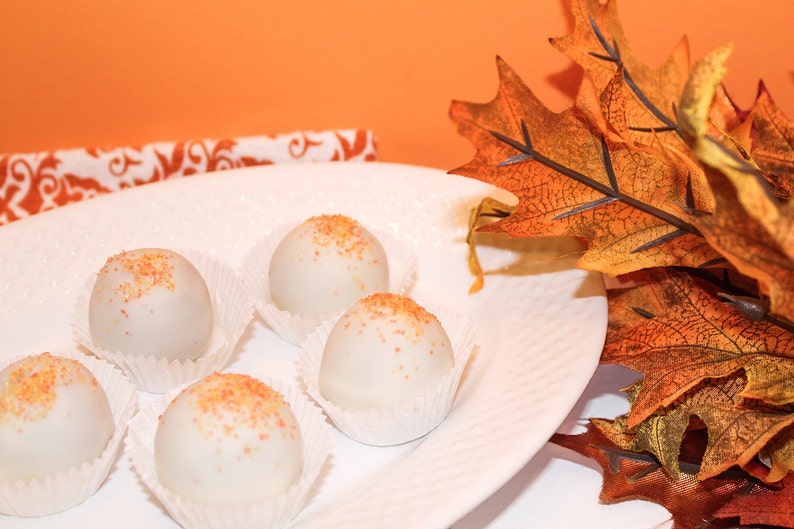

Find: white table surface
<box><xmin>453</xmin><ymin>363</ymin><xmax>672</xmax><ymax>529</ymax></box>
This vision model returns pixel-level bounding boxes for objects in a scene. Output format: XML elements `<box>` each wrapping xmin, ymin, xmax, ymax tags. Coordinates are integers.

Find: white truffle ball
<box><xmin>269</xmin><ymin>214</ymin><xmax>389</xmax><ymax>314</ymax></box>
<box><xmin>319</xmin><ymin>293</ymin><xmax>454</xmax><ymax>410</ymax></box>
<box><xmin>89</xmin><ymin>248</ymin><xmax>214</xmax><ymax>362</ymax></box>
<box><xmin>0</xmin><ymin>353</ymin><xmax>115</xmax><ymax>482</ymax></box>
<box><xmin>154</xmin><ymin>373</ymin><xmax>303</xmax><ymax>505</ymax></box>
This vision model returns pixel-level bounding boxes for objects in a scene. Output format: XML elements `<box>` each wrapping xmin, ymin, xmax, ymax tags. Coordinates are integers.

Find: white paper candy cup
<box><xmin>126</xmin><ymin>378</ymin><xmax>332</xmax><ymax>529</ymax></box>
<box><xmin>240</xmin><ymin>222</ymin><xmax>418</xmax><ymax>346</ymax></box>
<box><xmin>0</xmin><ymin>349</ymin><xmax>138</xmax><ymax>517</ymax></box>
<box><xmin>297</xmin><ymin>303</ymin><xmax>479</xmax><ymax>446</ymax></box>
<box><xmin>72</xmin><ymin>248</ymin><xmax>254</xmax><ymax>393</ymax></box>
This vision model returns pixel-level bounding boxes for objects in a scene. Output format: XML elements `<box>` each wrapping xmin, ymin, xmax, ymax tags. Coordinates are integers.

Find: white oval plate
<box><xmin>0</xmin><ymin>162</ymin><xmax>607</xmax><ymax>529</ymax></box>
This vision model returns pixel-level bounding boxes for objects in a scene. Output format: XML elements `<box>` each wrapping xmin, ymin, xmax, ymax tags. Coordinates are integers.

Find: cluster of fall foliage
<box><xmin>450</xmin><ymin>0</ymin><xmax>794</xmax><ymax>527</ymax></box>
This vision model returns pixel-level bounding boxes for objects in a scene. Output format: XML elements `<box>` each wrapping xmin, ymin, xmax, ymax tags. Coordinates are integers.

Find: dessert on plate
<box><xmin>126</xmin><ymin>372</ymin><xmax>332</xmax><ymax>529</ymax></box>
<box><xmin>73</xmin><ymin>247</ymin><xmax>254</xmax><ymax>393</ymax></box>
<box><xmin>241</xmin><ymin>213</ymin><xmax>418</xmax><ymax>345</ymax></box>
<box><xmin>269</xmin><ymin>214</ymin><xmax>390</xmax><ymax>315</ymax></box>
<box><xmin>0</xmin><ymin>351</ymin><xmax>137</xmax><ymax>517</ymax></box>
<box><xmin>299</xmin><ymin>292</ymin><xmax>479</xmax><ymax>446</ymax></box>
<box><xmin>88</xmin><ymin>248</ymin><xmax>214</xmax><ymax>362</ymax></box>
<box><xmin>0</xmin><ymin>352</ymin><xmax>115</xmax><ymax>483</ymax></box>
<box><xmin>318</xmin><ymin>292</ymin><xmax>454</xmax><ymax>409</ymax></box>
<box><xmin>154</xmin><ymin>372</ymin><xmax>303</xmax><ymax>504</ymax></box>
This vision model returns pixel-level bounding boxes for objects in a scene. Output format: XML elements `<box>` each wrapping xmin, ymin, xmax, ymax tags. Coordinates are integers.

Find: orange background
<box><xmin>2</xmin><ymin>0</ymin><xmax>792</xmax><ymax>170</ymax></box>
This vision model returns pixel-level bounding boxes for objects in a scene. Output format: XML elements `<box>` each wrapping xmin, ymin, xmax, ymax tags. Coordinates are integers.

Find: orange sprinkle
<box><xmin>345</xmin><ymin>293</ymin><xmax>439</xmax><ymax>345</ymax></box>
<box><xmin>301</xmin><ymin>214</ymin><xmax>376</xmax><ymax>262</ymax></box>
<box><xmin>185</xmin><ymin>373</ymin><xmax>293</xmax><ymax>441</ymax></box>
<box><xmin>0</xmin><ymin>353</ymin><xmax>91</xmax><ymax>424</ymax></box>
<box><xmin>99</xmin><ymin>249</ymin><xmax>176</xmax><ymax>302</ymax></box>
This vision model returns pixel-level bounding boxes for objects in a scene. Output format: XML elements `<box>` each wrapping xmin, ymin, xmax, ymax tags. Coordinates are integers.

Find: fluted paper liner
<box><xmin>297</xmin><ymin>303</ymin><xmax>479</xmax><ymax>446</ymax></box>
<box><xmin>72</xmin><ymin>248</ymin><xmax>254</xmax><ymax>393</ymax></box>
<box><xmin>126</xmin><ymin>378</ymin><xmax>332</xmax><ymax>529</ymax></box>
<box><xmin>240</xmin><ymin>222</ymin><xmax>418</xmax><ymax>345</ymax></box>
<box><xmin>0</xmin><ymin>349</ymin><xmax>138</xmax><ymax>517</ymax></box>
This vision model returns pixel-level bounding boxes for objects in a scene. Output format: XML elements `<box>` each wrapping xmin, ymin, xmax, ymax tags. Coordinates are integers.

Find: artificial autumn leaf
<box><xmin>449</xmin><ymin>57</ymin><xmax>721</xmax><ymax>277</ymax></box>
<box><xmin>740</xmin><ymin>82</ymin><xmax>794</xmax><ymax>199</ymax></box>
<box><xmin>551</xmin><ymin>421</ymin><xmax>770</xmax><ymax>529</ymax></box>
<box><xmin>604</xmin><ymin>268</ymin><xmax>794</xmax><ymax>425</ymax></box>
<box><xmin>713</xmin><ymin>471</ymin><xmax>794</xmax><ymax>528</ymax></box>
<box><xmin>465</xmin><ymin>196</ymin><xmax>518</xmax><ymax>293</ymax></box>
<box><xmin>765</xmin><ymin>427</ymin><xmax>794</xmax><ymax>483</ymax></box>
<box><xmin>688</xmin><ymin>167</ymin><xmax>794</xmax><ymax>326</ymax></box>
<box><xmin>676</xmin><ymin>45</ymin><xmax>794</xmax><ymax>323</ymax></box>
<box><xmin>708</xmin><ymin>84</ymin><xmax>748</xmax><ymax>151</ymax></box>
<box><xmin>550</xmin><ymin>0</ymin><xmax>690</xmax><ymax>149</ymax></box>
<box><xmin>601</xmin><ymin>374</ymin><xmax>794</xmax><ymax>480</ymax></box>
<box><xmin>678</xmin><ymin>43</ymin><xmax>794</xmax><ymax>200</ymax></box>
<box><xmin>451</xmin><ymin>0</ymin><xmax>794</xmax><ymax>520</ymax></box>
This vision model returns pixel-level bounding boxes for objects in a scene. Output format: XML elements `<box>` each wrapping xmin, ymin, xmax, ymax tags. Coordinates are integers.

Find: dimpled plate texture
<box><xmin>0</xmin><ymin>162</ymin><xmax>607</xmax><ymax>529</ymax></box>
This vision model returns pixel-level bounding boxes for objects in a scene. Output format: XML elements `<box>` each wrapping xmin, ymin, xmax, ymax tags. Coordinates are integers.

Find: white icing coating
<box><xmin>154</xmin><ymin>373</ymin><xmax>303</xmax><ymax>505</ymax></box>
<box><xmin>88</xmin><ymin>248</ymin><xmax>214</xmax><ymax>362</ymax></box>
<box><xmin>319</xmin><ymin>293</ymin><xmax>454</xmax><ymax>410</ymax></box>
<box><xmin>0</xmin><ymin>353</ymin><xmax>115</xmax><ymax>483</ymax></box>
<box><xmin>269</xmin><ymin>214</ymin><xmax>389</xmax><ymax>314</ymax></box>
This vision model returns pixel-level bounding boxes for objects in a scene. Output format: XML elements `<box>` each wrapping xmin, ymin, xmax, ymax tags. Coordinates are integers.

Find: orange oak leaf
<box><xmin>551</xmin><ymin>421</ymin><xmax>771</xmax><ymax>529</ymax></box>
<box><xmin>601</xmin><ymin>375</ymin><xmax>794</xmax><ymax>480</ymax></box>
<box><xmin>740</xmin><ymin>83</ymin><xmax>794</xmax><ymax>199</ymax></box>
<box><xmin>551</xmin><ymin>0</ymin><xmax>746</xmax><ymax>222</ymax></box>
<box><xmin>677</xmin><ymin>46</ymin><xmax>794</xmax><ymax>323</ymax></box>
<box><xmin>449</xmin><ymin>57</ymin><xmax>721</xmax><ymax>277</ymax></box>
<box><xmin>713</xmin><ymin>471</ymin><xmax>794</xmax><ymax>528</ymax></box>
<box><xmin>687</xmin><ymin>164</ymin><xmax>794</xmax><ymax>323</ymax></box>
<box><xmin>550</xmin><ymin>0</ymin><xmax>691</xmax><ymax>150</ymax></box>
<box><xmin>603</xmin><ymin>268</ymin><xmax>794</xmax><ymax>427</ymax></box>
<box><xmin>707</xmin><ymin>84</ymin><xmax>747</xmax><ymax>150</ymax></box>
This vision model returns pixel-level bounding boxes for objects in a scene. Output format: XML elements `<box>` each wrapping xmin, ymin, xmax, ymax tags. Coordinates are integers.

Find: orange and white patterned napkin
<box><xmin>0</xmin><ymin>129</ymin><xmax>378</xmax><ymax>225</ymax></box>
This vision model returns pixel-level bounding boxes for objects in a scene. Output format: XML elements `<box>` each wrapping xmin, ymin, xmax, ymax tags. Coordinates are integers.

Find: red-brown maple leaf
<box><xmin>551</xmin><ymin>422</ymin><xmax>771</xmax><ymax>529</ymax></box>
<box><xmin>713</xmin><ymin>471</ymin><xmax>794</xmax><ymax>528</ymax></box>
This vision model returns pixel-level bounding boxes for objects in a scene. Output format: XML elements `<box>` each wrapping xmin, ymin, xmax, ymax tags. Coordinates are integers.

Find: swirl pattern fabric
<box><xmin>0</xmin><ymin>129</ymin><xmax>378</xmax><ymax>225</ymax></box>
